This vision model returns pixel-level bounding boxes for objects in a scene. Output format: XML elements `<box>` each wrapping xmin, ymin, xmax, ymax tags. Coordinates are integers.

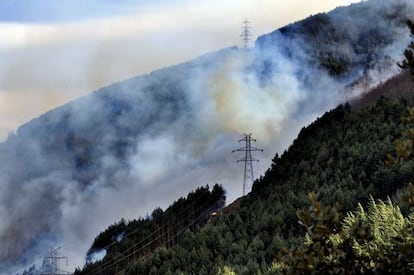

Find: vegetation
<box><xmin>75</xmin><ymin>184</ymin><xmax>225</xmax><ymax>274</ymax></box>
<box><xmin>75</xmin><ymin>96</ymin><xmax>414</xmax><ymax>274</ymax></box>
<box><xmin>76</xmin><ymin>15</ymin><xmax>414</xmax><ymax>275</ymax></box>
<box><xmin>273</xmin><ymin>1</ymin><xmax>409</xmax><ymax>77</ymax></box>
<box><xmin>271</xmin><ymin>194</ymin><xmax>414</xmax><ymax>274</ymax></box>
<box><xmin>272</xmin><ymin>104</ymin><xmax>414</xmax><ymax>273</ymax></box>
<box><xmin>399</xmin><ymin>20</ymin><xmax>414</xmax><ymax>78</ymax></box>
<box><xmin>15</xmin><ymin>3</ymin><xmax>414</xmax><ymax>275</ymax></box>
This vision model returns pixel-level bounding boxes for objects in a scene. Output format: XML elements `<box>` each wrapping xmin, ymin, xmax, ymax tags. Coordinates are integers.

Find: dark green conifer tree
<box><xmin>398</xmin><ymin>20</ymin><xmax>414</xmax><ymax>78</ymax></box>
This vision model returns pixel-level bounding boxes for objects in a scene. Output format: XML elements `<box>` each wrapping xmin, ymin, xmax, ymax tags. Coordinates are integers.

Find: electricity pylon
<box><xmin>232</xmin><ymin>134</ymin><xmax>263</xmax><ymax>196</ymax></box>
<box><xmin>39</xmin><ymin>247</ymin><xmax>71</xmax><ymax>275</ymax></box>
<box><xmin>241</xmin><ymin>19</ymin><xmax>251</xmax><ymax>49</ymax></box>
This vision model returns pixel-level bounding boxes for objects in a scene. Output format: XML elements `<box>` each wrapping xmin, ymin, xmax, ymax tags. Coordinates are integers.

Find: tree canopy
<box><xmin>75</xmin><ymin>97</ymin><xmax>414</xmax><ymax>274</ymax></box>
<box><xmin>398</xmin><ymin>20</ymin><xmax>414</xmax><ymax>78</ymax></box>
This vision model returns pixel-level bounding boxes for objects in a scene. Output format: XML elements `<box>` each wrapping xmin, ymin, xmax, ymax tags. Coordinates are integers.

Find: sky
<box><xmin>0</xmin><ymin>0</ymin><xmax>361</xmax><ymax>141</ymax></box>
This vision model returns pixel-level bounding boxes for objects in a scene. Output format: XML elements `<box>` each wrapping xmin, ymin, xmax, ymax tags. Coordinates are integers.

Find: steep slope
<box><xmin>3</xmin><ymin>0</ymin><xmax>414</xmax><ymax>272</ymax></box>
<box><xmin>76</xmin><ymin>96</ymin><xmax>414</xmax><ymax>274</ymax></box>
<box><xmin>351</xmin><ymin>70</ymin><xmax>414</xmax><ymax>109</ymax></box>
<box><xmin>78</xmin><ymin>185</ymin><xmax>225</xmax><ymax>274</ymax></box>
<box><xmin>256</xmin><ymin>0</ymin><xmax>411</xmax><ymax>79</ymax></box>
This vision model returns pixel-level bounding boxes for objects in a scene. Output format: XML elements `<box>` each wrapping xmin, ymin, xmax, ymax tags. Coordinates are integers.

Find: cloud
<box><xmin>0</xmin><ymin>0</ymin><xmax>359</xmax><ymax>23</ymax></box>
<box><xmin>0</xmin><ymin>0</ymin><xmax>360</xmax><ymax>141</ymax></box>
<box><xmin>0</xmin><ymin>0</ymin><xmax>160</xmax><ymax>23</ymax></box>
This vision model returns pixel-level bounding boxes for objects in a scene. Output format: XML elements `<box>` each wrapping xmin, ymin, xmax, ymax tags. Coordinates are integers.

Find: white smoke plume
<box><xmin>1</xmin><ymin>0</ymin><xmax>414</xmax><ymax>273</ymax></box>
<box><xmin>86</xmin><ymin>249</ymin><xmax>107</xmax><ymax>264</ymax></box>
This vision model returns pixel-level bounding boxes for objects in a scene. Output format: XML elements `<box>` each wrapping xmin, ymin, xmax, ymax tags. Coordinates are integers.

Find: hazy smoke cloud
<box><xmin>0</xmin><ymin>0</ymin><xmax>361</xmax><ymax>142</ymax></box>
<box><xmin>1</xmin><ymin>0</ymin><xmax>414</xmax><ymax>273</ymax></box>
<box><xmin>86</xmin><ymin>249</ymin><xmax>107</xmax><ymax>264</ymax></box>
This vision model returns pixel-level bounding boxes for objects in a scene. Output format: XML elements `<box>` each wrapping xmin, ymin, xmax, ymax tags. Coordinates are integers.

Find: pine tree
<box><xmin>398</xmin><ymin>20</ymin><xmax>414</xmax><ymax>79</ymax></box>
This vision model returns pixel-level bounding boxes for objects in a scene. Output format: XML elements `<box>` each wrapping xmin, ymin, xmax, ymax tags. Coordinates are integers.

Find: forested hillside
<box><xmin>4</xmin><ymin>1</ymin><xmax>414</xmax><ymax>270</ymax></box>
<box><xmin>256</xmin><ymin>0</ymin><xmax>412</xmax><ymax>77</ymax></box>
<box><xmin>75</xmin><ymin>95</ymin><xmax>414</xmax><ymax>274</ymax></box>
<box><xmin>75</xmin><ymin>185</ymin><xmax>225</xmax><ymax>274</ymax></box>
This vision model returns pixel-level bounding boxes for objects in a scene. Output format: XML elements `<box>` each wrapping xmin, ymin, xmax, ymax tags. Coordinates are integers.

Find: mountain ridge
<box><xmin>3</xmin><ymin>0</ymin><xmax>414</xmax><ymax>272</ymax></box>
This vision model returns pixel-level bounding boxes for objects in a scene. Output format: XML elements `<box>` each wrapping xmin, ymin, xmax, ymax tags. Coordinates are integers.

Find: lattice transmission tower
<box><xmin>241</xmin><ymin>18</ymin><xmax>251</xmax><ymax>49</ymax></box>
<box><xmin>232</xmin><ymin>134</ymin><xmax>263</xmax><ymax>196</ymax></box>
<box><xmin>39</xmin><ymin>247</ymin><xmax>71</xmax><ymax>275</ymax></box>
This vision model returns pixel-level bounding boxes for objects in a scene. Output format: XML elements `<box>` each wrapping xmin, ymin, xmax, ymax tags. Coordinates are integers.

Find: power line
<box><xmin>241</xmin><ymin>18</ymin><xmax>251</xmax><ymax>49</ymax></box>
<box><xmin>232</xmin><ymin>133</ymin><xmax>263</xmax><ymax>196</ymax></box>
<box><xmin>90</xmin><ymin>194</ymin><xmax>223</xmax><ymax>275</ymax></box>
<box><xmin>86</xmin><ymin>188</ymin><xmax>210</xmax><ymax>263</ymax></box>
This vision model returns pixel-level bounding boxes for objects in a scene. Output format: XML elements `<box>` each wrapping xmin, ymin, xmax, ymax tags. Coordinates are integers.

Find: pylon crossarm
<box><xmin>232</xmin><ymin>148</ymin><xmax>249</xmax><ymax>152</ymax></box>
<box><xmin>238</xmin><ymin>134</ymin><xmax>251</xmax><ymax>142</ymax></box>
<box><xmin>236</xmin><ymin>158</ymin><xmax>259</xmax><ymax>163</ymax></box>
<box><xmin>250</xmin><ymin>146</ymin><xmax>263</xmax><ymax>151</ymax></box>
<box><xmin>237</xmin><ymin>138</ymin><xmax>255</xmax><ymax>142</ymax></box>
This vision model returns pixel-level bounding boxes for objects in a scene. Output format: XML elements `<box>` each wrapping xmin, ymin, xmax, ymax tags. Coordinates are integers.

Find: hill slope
<box><xmin>3</xmin><ymin>0</ymin><xmax>414</xmax><ymax>271</ymax></box>
<box><xmin>75</xmin><ymin>95</ymin><xmax>414</xmax><ymax>274</ymax></box>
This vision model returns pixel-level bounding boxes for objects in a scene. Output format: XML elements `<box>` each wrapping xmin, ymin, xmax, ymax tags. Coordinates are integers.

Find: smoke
<box><xmin>86</xmin><ymin>249</ymin><xmax>107</xmax><ymax>264</ymax></box>
<box><xmin>1</xmin><ymin>0</ymin><xmax>414</xmax><ymax>273</ymax></box>
<box><xmin>0</xmin><ymin>0</ymin><xmax>362</xmax><ymax>142</ymax></box>
<box><xmin>190</xmin><ymin>50</ymin><xmax>305</xmax><ymax>141</ymax></box>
